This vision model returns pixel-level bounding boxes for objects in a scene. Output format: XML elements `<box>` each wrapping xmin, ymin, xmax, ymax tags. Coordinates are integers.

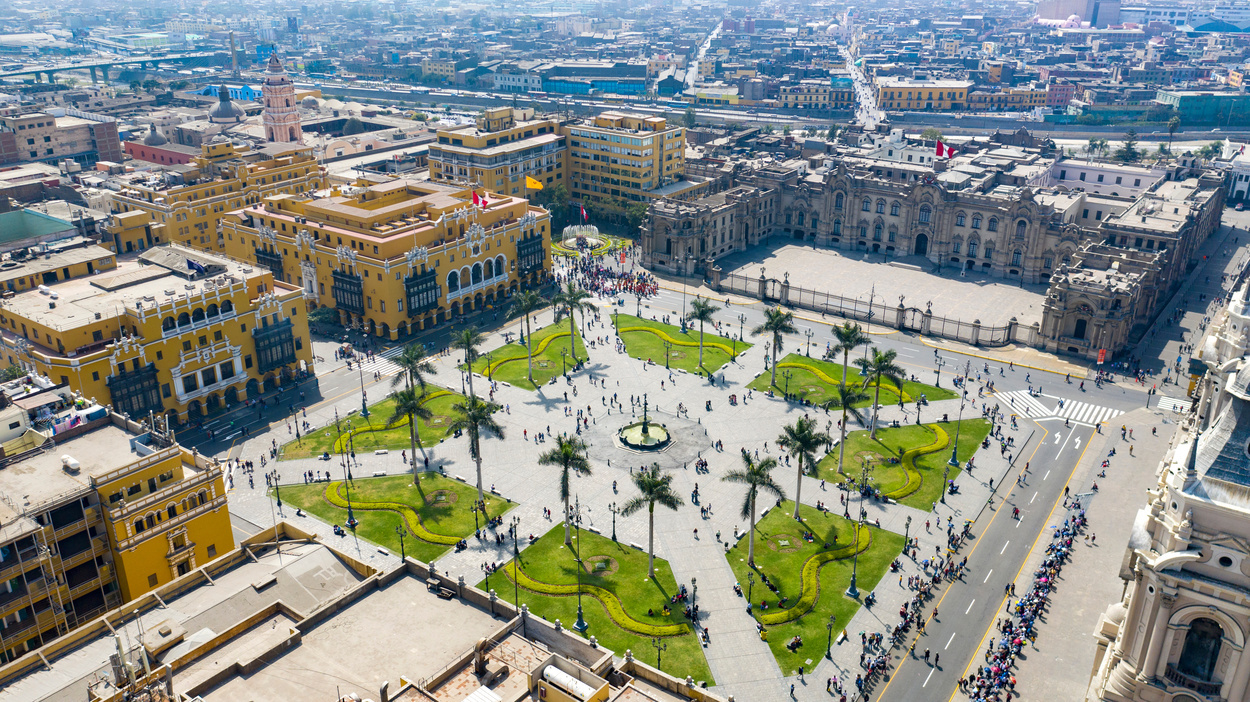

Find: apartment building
<box><xmin>779</xmin><ymin>79</ymin><xmax>854</xmax><ymax>110</ymax></box>
<box><xmin>566</xmin><ymin>112</ymin><xmax>705</xmax><ymax>204</ymax></box>
<box><xmin>873</xmin><ymin>77</ymin><xmax>973</xmax><ymax>111</ymax></box>
<box><xmin>0</xmin><ymin>243</ymin><xmax>314</xmax><ymax>425</ymax></box>
<box><xmin>0</xmin><ymin>111</ymin><xmax>123</xmax><ymax>168</ymax></box>
<box><xmin>218</xmin><ymin>179</ymin><xmax>552</xmax><ymax>339</ymax></box>
<box><xmin>428</xmin><ymin>107</ymin><xmax>566</xmax><ymax>196</ymax></box>
<box><xmin>106</xmin><ymin>139</ymin><xmax>326</xmax><ymax>254</ymax></box>
<box><xmin>0</xmin><ymin>412</ymin><xmax>232</xmax><ymax>664</ymax></box>
<box><xmin>966</xmin><ymin>85</ymin><xmax>1048</xmax><ymax>111</ymax></box>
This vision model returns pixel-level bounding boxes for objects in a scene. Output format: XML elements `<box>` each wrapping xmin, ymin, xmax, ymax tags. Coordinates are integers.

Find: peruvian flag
<box><xmin>580</xmin><ymin>204</ymin><xmax>587</xmax><ymax>222</ymax></box>
<box><xmin>935</xmin><ymin>140</ymin><xmax>956</xmax><ymax>159</ymax></box>
<box><xmin>472</xmin><ymin>191</ymin><xmax>480</xmax><ymax>206</ymax></box>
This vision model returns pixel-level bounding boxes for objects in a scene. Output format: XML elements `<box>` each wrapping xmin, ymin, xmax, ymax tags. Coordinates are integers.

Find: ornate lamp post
<box><xmin>805</xmin><ymin>328</ymin><xmax>814</xmax><ymax>357</ymax></box>
<box><xmin>934</xmin><ymin>356</ymin><xmax>945</xmax><ymax>388</ymax></box>
<box><xmin>357</xmin><ymin>357</ymin><xmax>370</xmax><ymax>418</ymax></box>
<box><xmin>663</xmin><ymin>341</ymin><xmax>672</xmax><ymax>369</ymax></box>
<box><xmin>609</xmin><ymin>502</ymin><xmax>618</xmax><ymax>541</ymax></box>
<box><xmin>510</xmin><ymin>515</ymin><xmax>522</xmax><ymax>629</ymax></box>
<box><xmin>396</xmin><ymin>525</ymin><xmax>408</xmax><ymax>561</ymax></box>
<box><xmin>571</xmin><ymin>497</ymin><xmax>589</xmax><ymax>633</ymax></box>
<box><xmin>846</xmin><ymin>457</ymin><xmax>868</xmax><ymax>599</ymax></box>
<box><xmin>481</xmin><ymin>562</ymin><xmax>494</xmax><ymax>616</ymax></box>
<box><xmin>826</xmin><ymin>614</ymin><xmax>837</xmax><ymax>659</ymax></box>
<box><xmin>651</xmin><ymin>637</ymin><xmax>668</xmax><ymax>670</ymax></box>
<box><xmin>747</xmin><ymin>571</ymin><xmax>755</xmax><ymax>607</ymax></box>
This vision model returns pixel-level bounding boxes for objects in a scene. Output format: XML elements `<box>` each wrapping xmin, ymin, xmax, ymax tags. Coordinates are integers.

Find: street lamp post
<box><xmin>651</xmin><ymin>637</ymin><xmax>667</xmax><ymax>671</ymax></box>
<box><xmin>782</xmin><ymin>369</ymin><xmax>793</xmax><ymax>397</ymax></box>
<box><xmin>738</xmin><ymin>313</ymin><xmax>747</xmax><ymax>348</ymax></box>
<box><xmin>846</xmin><ymin>458</ymin><xmax>868</xmax><ymax>599</ymax></box>
<box><xmin>948</xmin><ymin>360</ymin><xmax>971</xmax><ymax>468</ymax></box>
<box><xmin>747</xmin><ymin>571</ymin><xmax>755</xmax><ymax>607</ymax></box>
<box><xmin>678</xmin><ymin>255</ymin><xmax>688</xmax><ymax>332</ymax></box>
<box><xmin>561</xmin><ymin>349</ymin><xmax>568</xmax><ymax>376</ymax></box>
<box><xmin>663</xmin><ymin>341</ymin><xmax>672</xmax><ymax>370</ymax></box>
<box><xmin>357</xmin><ymin>358</ymin><xmax>370</xmax><ymax>418</ymax></box>
<box><xmin>396</xmin><ymin>525</ymin><xmax>408</xmax><ymax>561</ymax></box>
<box><xmin>571</xmin><ymin>497</ymin><xmax>589</xmax><ymax>633</ymax></box>
<box><xmin>826</xmin><ymin>614</ymin><xmax>836</xmax><ymax>659</ymax></box>
<box><xmin>934</xmin><ymin>356</ymin><xmax>945</xmax><ymax>387</ymax></box>
<box><xmin>510</xmin><ymin>515</ymin><xmax>522</xmax><ymax>633</ymax></box>
<box><xmin>905</xmin><ymin>515</ymin><xmax>912</xmax><ymax>545</ymax></box>
<box><xmin>805</xmin><ymin>328</ymin><xmax>814</xmax><ymax>357</ymax></box>
<box><xmin>609</xmin><ymin>502</ymin><xmax>618</xmax><ymax>541</ymax></box>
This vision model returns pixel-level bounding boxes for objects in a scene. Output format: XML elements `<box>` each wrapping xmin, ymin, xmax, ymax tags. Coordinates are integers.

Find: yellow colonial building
<box><xmin>107</xmin><ymin>139</ymin><xmax>326</xmax><ymax>254</ymax></box>
<box><xmin>0</xmin><ymin>412</ymin><xmax>231</xmax><ymax>663</ymax></box>
<box><xmin>0</xmin><ymin>244</ymin><xmax>313</xmax><ymax>426</ymax></box>
<box><xmin>874</xmin><ymin>77</ymin><xmax>973</xmax><ymax>111</ymax></box>
<box><xmin>219</xmin><ymin>179</ymin><xmax>552</xmax><ymax>339</ymax></box>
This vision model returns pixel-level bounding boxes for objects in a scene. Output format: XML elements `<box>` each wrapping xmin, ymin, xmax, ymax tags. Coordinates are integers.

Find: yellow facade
<box><xmin>421</xmin><ymin>58</ymin><xmax>456</xmax><ymax>80</ymax></box>
<box><xmin>428</xmin><ymin>108</ymin><xmax>567</xmax><ymax>197</ymax></box>
<box><xmin>0</xmin><ymin>244</ymin><xmax>314</xmax><ymax>424</ymax></box>
<box><xmin>219</xmin><ymin>179</ymin><xmax>552</xmax><ymax>340</ymax></box>
<box><xmin>874</xmin><ymin>78</ymin><xmax>972</xmax><ymax>111</ymax></box>
<box><xmin>967</xmin><ymin>86</ymin><xmax>1048</xmax><ymax>111</ymax></box>
<box><xmin>566</xmin><ymin>112</ymin><xmax>698</xmax><ymax>204</ymax></box>
<box><xmin>95</xmin><ymin>443</ymin><xmax>232</xmax><ymax>600</ymax></box>
<box><xmin>108</xmin><ymin>140</ymin><xmax>326</xmax><ymax>254</ymax></box>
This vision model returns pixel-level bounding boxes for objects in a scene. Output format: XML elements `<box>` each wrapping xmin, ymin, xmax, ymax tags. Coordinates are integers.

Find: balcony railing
<box><xmin>1165</xmin><ymin>664</ymin><xmax>1223</xmax><ymax>696</ymax></box>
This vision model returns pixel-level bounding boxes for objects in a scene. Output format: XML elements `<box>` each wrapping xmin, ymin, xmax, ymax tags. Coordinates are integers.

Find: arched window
<box><xmin>876</xmin><ymin>199</ymin><xmax>886</xmax><ymax>214</ymax></box>
<box><xmin>862</xmin><ymin>198</ymin><xmax>871</xmax><ymax>212</ymax></box>
<box><xmin>484</xmin><ymin>259</ymin><xmax>494</xmax><ymax>279</ymax></box>
<box><xmin>972</xmin><ymin>214</ymin><xmax>982</xmax><ymax>229</ymax></box>
<box><xmin>1016</xmin><ymin>220</ymin><xmax>1027</xmax><ymax>237</ymax></box>
<box><xmin>447</xmin><ymin>271</ymin><xmax>460</xmax><ymax>292</ymax></box>
<box><xmin>167</xmin><ymin>504</ymin><xmax>177</xmax><ymax>519</ymax></box>
<box><xmin>495</xmin><ymin>255</ymin><xmax>506</xmax><ymax>275</ymax></box>
<box><xmin>988</xmin><ymin>217</ymin><xmax>999</xmax><ymax>232</ymax></box>
<box><xmin>810</xmin><ymin>215</ymin><xmax>818</xmax><ymax>230</ymax></box>
<box><xmin>797</xmin><ymin>212</ymin><xmax>805</xmax><ymax>226</ymax></box>
<box><xmin>134</xmin><ymin>518</ymin><xmax>145</xmax><ymax>534</ymax></box>
<box><xmin>1012</xmin><ymin>250</ymin><xmax>1022</xmax><ymax>266</ymax></box>
<box><xmin>198</xmin><ymin>490</ymin><xmax>208</xmax><ymax>506</ymax></box>
<box><xmin>471</xmin><ymin>263</ymin><xmax>483</xmax><ymax>284</ymax></box>
<box><xmin>162</xmin><ymin>317</ymin><xmax>176</xmax><ymax>332</ymax></box>
<box><xmin>919</xmin><ymin>206</ymin><xmax>931</xmax><ymax>224</ymax></box>
<box><xmin>967</xmin><ymin>240</ymin><xmax>978</xmax><ymax>257</ymax></box>
<box><xmin>191</xmin><ymin>308</ymin><xmax>205</xmax><ymax>323</ymax></box>
<box><xmin>177</xmin><ymin>312</ymin><xmax>191</xmax><ymax>327</ymax></box>
<box><xmin>890</xmin><ymin>201</ymin><xmax>900</xmax><ymax>216</ymax></box>
<box><xmin>873</xmin><ymin>223</ymin><xmax>883</xmax><ymax>241</ymax></box>
<box><xmin>833</xmin><ymin>219</ymin><xmax>842</xmax><ymax>235</ymax></box>
<box><xmin>1178</xmin><ymin>618</ymin><xmax>1224</xmax><ymax>682</ymax></box>
<box><xmin>956</xmin><ymin>213</ymin><xmax>966</xmax><ymax>226</ymax></box>
<box><xmin>207</xmin><ymin>303</ymin><xmax>219</xmax><ymax>317</ymax></box>
<box><xmin>145</xmin><ymin>514</ymin><xmax>156</xmax><ymax>530</ymax></box>
<box><xmin>221</xmin><ymin>300</ymin><xmax>234</xmax><ymax>314</ymax></box>
<box><xmin>834</xmin><ymin>193</ymin><xmax>844</xmax><ymax>211</ymax></box>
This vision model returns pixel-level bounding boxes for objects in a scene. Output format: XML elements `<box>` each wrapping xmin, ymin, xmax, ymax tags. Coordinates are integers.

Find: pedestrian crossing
<box><xmin>1156</xmin><ymin>396</ymin><xmax>1192</xmax><ymax>414</ymax></box>
<box><xmin>993</xmin><ymin>390</ymin><xmax>1124</xmax><ymax>427</ymax></box>
<box><xmin>353</xmin><ymin>346</ymin><xmax>408</xmax><ymax>378</ymax></box>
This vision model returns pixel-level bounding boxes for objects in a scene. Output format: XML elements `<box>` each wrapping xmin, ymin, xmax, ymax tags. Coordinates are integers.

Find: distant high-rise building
<box><xmin>287</xmin><ymin>16</ymin><xmax>300</xmax><ymax>33</ymax></box>
<box><xmin>262</xmin><ymin>54</ymin><xmax>302</xmax><ymax>143</ymax></box>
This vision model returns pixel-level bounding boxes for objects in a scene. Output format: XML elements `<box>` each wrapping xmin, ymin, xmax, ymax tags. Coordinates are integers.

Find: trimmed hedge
<box><xmin>616</xmin><ymin>325</ymin><xmax>739</xmax><ymax>357</ymax></box>
<box><xmin>757</xmin><ymin>523</ymin><xmax>872</xmax><ymax>626</ymax></box>
<box><xmin>331</xmin><ymin>389</ymin><xmax>454</xmax><ymax>453</ymax></box>
<box><xmin>321</xmin><ymin>481</ymin><xmax>460</xmax><ymax>545</ymax></box>
<box><xmin>883</xmin><ymin>425</ymin><xmax>950</xmax><ymax>501</ymax></box>
<box><xmin>503</xmin><ymin>561</ymin><xmax>691</xmax><ymax>637</ymax></box>
<box><xmin>775</xmin><ymin>361</ymin><xmax>912</xmax><ymax>403</ymax></box>
<box><xmin>480</xmin><ymin>329</ymin><xmax>570</xmax><ymax>376</ymax></box>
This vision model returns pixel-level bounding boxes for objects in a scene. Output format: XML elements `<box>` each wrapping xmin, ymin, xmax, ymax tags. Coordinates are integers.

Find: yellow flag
<box><xmin>525</xmin><ymin>176</ymin><xmax>544</xmax><ymax>190</ymax></box>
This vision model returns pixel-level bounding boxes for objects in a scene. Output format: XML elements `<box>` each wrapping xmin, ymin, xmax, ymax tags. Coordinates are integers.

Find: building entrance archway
<box><xmin>915</xmin><ymin>233</ymin><xmax>929</xmax><ymax>256</ymax></box>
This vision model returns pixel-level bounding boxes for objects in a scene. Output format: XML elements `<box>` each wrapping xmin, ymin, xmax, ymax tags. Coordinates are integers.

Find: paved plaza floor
<box><xmin>716</xmin><ymin>240</ymin><xmax>1049</xmax><ymax>328</ymax></box>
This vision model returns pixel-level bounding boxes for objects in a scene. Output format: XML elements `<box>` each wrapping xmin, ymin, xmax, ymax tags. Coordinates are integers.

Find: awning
<box><xmin>13</xmin><ymin>393</ymin><xmax>59</xmax><ymax>411</ymax></box>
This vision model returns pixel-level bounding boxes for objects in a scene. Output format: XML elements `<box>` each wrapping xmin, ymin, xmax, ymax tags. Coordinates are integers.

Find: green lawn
<box><xmin>725</xmin><ymin>501</ymin><xmax>905</xmax><ymax>674</ymax></box>
<box><xmin>279</xmin><ymin>389</ymin><xmax>464</xmax><ymax>461</ymax></box>
<box><xmin>611</xmin><ymin>313</ymin><xmax>750</xmax><ymax>376</ymax></box>
<box><xmin>482</xmin><ymin>526</ymin><xmax>714</xmax><ymax>684</ymax></box>
<box><xmin>748</xmin><ymin>353</ymin><xmax>957</xmax><ymax>408</ymax></box>
<box><xmin>817</xmin><ymin>418</ymin><xmax>993</xmax><ymax>510</ymax></box>
<box><xmin>470</xmin><ymin>322</ymin><xmax>589</xmax><ymax>390</ymax></box>
<box><xmin>275</xmin><ymin>473</ymin><xmax>513</xmax><ymax>563</ymax></box>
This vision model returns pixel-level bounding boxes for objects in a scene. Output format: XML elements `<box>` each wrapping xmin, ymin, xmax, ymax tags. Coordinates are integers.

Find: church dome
<box><xmin>208</xmin><ymin>86</ymin><xmax>244</xmax><ymax>123</ymax></box>
<box><xmin>301</xmin><ymin>95</ymin><xmax>320</xmax><ymax>109</ymax></box>
<box><xmin>143</xmin><ymin>122</ymin><xmax>168</xmax><ymax>146</ymax></box>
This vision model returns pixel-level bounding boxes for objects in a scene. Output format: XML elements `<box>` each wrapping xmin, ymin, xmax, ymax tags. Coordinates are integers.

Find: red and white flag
<box><xmin>471</xmin><ymin>191</ymin><xmax>480</xmax><ymax>206</ymax></box>
<box><xmin>580</xmin><ymin>204</ymin><xmax>587</xmax><ymax>222</ymax></box>
<box><xmin>935</xmin><ymin>140</ymin><xmax>956</xmax><ymax>159</ymax></box>
<box><xmin>480</xmin><ymin>193</ymin><xmax>488</xmax><ymax>207</ymax></box>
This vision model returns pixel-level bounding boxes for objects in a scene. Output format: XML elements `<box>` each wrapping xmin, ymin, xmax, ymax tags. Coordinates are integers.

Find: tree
<box><xmin>412</xmin><ymin>112</ymin><xmax>428</xmax><ymax>121</ymax></box>
<box><xmin>447</xmin><ymin>396</ymin><xmax>505</xmax><ymax>503</ymax></box>
<box><xmin>537</xmin><ymin>436</ymin><xmax>592</xmax><ymax>545</ymax></box>
<box><xmin>827</xmin><ymin>124</ymin><xmax>839</xmax><ymax>141</ymax></box>
<box><xmin>825</xmin><ymin>382</ymin><xmax>869</xmax><ymax>479</ymax></box>
<box><xmin>553</xmin><ymin>281</ymin><xmax>593</xmax><ymax>363</ymax></box>
<box><xmin>307</xmin><ymin>306</ymin><xmax>339</xmax><ymax>331</ymax></box>
<box><xmin>142</xmin><ymin>79</ymin><xmax>161</xmax><ymax>93</ymax></box>
<box><xmin>782</xmin><ymin>124</ymin><xmax>792</xmax><ymax>136</ymax></box>
<box><xmin>1198</xmin><ymin>141</ymin><xmax>1223</xmax><ymax>161</ymax></box>
<box><xmin>752</xmin><ymin>307</ymin><xmax>796</xmax><ymax>390</ymax></box>
<box><xmin>685</xmin><ymin>297</ymin><xmax>721</xmax><ymax>372</ymax></box>
<box><xmin>683</xmin><ymin>107</ymin><xmax>697</xmax><ymax>129</ymax></box>
<box><xmin>1086</xmin><ymin>137</ymin><xmax>1100</xmax><ymax>157</ymax></box>
<box><xmin>829</xmin><ymin>322</ymin><xmax>870</xmax><ymax>388</ymax></box>
<box><xmin>920</xmin><ymin>127</ymin><xmax>944</xmax><ymax>142</ymax></box>
<box><xmin>452</xmin><ymin>327</ymin><xmax>487</xmax><ymax>398</ymax></box>
<box><xmin>1096</xmin><ymin>138</ymin><xmax>1111</xmax><ymax>159</ymax></box>
<box><xmin>1115</xmin><ymin>129</ymin><xmax>1140</xmax><ymax>163</ymax></box>
<box><xmin>777</xmin><ymin>416</ymin><xmax>830</xmax><ymax>520</ymax></box>
<box><xmin>620</xmin><ymin>464</ymin><xmax>683</xmax><ymax>578</ymax></box>
<box><xmin>626</xmin><ymin>201</ymin><xmax>649</xmax><ymax>231</ymax></box>
<box><xmin>386</xmin><ymin>388</ymin><xmax>433</xmax><ymax>485</ymax></box>
<box><xmin>1167</xmin><ymin>115</ymin><xmax>1181</xmax><ymax>153</ymax></box>
<box><xmin>722</xmin><ymin>454</ymin><xmax>785</xmax><ymax>566</ymax></box>
<box><xmin>169</xmin><ymin>80</ymin><xmax>189</xmax><ymax>90</ymax></box>
<box><xmin>508</xmin><ymin>290</ymin><xmax>545</xmax><ymax>386</ymax></box>
<box><xmin>388</xmin><ymin>344</ymin><xmax>436</xmax><ymax>461</ymax></box>
<box><xmin>854</xmin><ymin>347</ymin><xmax>905</xmax><ymax>439</ymax></box>
<box><xmin>342</xmin><ymin>117</ymin><xmax>366</xmax><ymax>135</ymax></box>
<box><xmin>533</xmin><ymin>183</ymin><xmax>571</xmax><ymax>233</ymax></box>
<box><xmin>129</xmin><ymin>80</ymin><xmax>141</xmax><ymax>92</ymax></box>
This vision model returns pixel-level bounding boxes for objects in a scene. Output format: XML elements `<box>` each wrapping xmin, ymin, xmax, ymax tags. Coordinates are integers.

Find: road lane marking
<box><xmin>1044</xmin><ymin>470</ymin><xmax>1051</xmax><ymax>480</ymax></box>
<box><xmin>965</xmin><ymin>599</ymin><xmax>976</xmax><ymax>614</ymax></box>
<box><xmin>923</xmin><ymin>668</ymin><xmax>935</xmax><ymax>688</ymax></box>
<box><xmin>1000</xmin><ymin>541</ymin><xmax>1010</xmax><ymax>554</ymax></box>
<box><xmin>946</xmin><ymin>632</ymin><xmax>956</xmax><ymax>649</ymax></box>
<box><xmin>1075</xmin><ymin>437</ymin><xmax>1082</xmax><ymax>449</ymax></box>
<box><xmin>1054</xmin><ymin>433</ymin><xmax>1061</xmax><ymax>444</ymax></box>
<box><xmin>1030</xmin><ymin>491</ymin><xmax>1037</xmax><ymax>503</ymax></box>
<box><xmin>983</xmin><ymin>569</ymin><xmax>993</xmax><ymax>583</ymax></box>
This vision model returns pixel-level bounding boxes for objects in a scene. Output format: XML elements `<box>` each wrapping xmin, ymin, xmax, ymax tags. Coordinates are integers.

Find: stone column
<box><xmin>970</xmin><ymin>320</ymin><xmax>982</xmax><ymax>347</ymax></box>
<box><xmin>757</xmin><ymin>274</ymin><xmax>767</xmax><ymax>301</ymax></box>
<box><xmin>89</xmin><ymin>66</ymin><xmax>98</xmax><ymax>84</ymax></box>
<box><xmin>922</xmin><ymin>309</ymin><xmax>933</xmax><ymax>336</ymax></box>
<box><xmin>779</xmin><ymin>273</ymin><xmax>790</xmax><ymax>306</ymax></box>
<box><xmin>709</xmin><ymin>264</ymin><xmax>723</xmax><ymax>291</ymax></box>
<box><xmin>895</xmin><ymin>304</ymin><xmax>906</xmax><ymax>329</ymax></box>
<box><xmin>1224</xmin><ymin>640</ymin><xmax>1250</xmax><ymax>702</ymax></box>
<box><xmin>1138</xmin><ymin>591</ymin><xmax>1176</xmax><ymax>683</ymax></box>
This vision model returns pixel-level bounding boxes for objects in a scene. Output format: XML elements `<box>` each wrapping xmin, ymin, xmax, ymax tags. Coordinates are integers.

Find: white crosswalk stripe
<box><xmin>995</xmin><ymin>390</ymin><xmax>1052</xmax><ymax>418</ymax></box>
<box><xmin>993</xmin><ymin>390</ymin><xmax>1124</xmax><ymax>426</ymax></box>
<box><xmin>1157</xmin><ymin>396</ymin><xmax>1192</xmax><ymax>413</ymax></box>
<box><xmin>354</xmin><ymin>346</ymin><xmax>407</xmax><ymax>377</ymax></box>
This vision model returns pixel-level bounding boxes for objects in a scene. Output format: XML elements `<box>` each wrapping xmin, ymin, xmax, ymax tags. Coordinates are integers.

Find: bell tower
<box><xmin>262</xmin><ymin>54</ymin><xmax>302</xmax><ymax>143</ymax></box>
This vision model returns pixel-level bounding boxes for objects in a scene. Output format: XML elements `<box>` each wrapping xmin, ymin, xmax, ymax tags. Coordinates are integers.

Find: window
<box><xmin>1012</xmin><ymin>250</ymin><xmax>1022</xmax><ymax>266</ymax></box>
<box><xmin>1097</xmin><ymin>174</ymin><xmax>1104</xmax><ymax>183</ymax></box>
<box><xmin>987</xmin><ymin>218</ymin><xmax>998</xmax><ymax>232</ymax></box>
<box><xmin>862</xmin><ymin>198</ymin><xmax>871</xmax><ymax>212</ymax></box>
<box><xmin>971</xmin><ymin>215</ymin><xmax>981</xmax><ymax>229</ymax></box>
<box><xmin>918</xmin><ymin>206</ymin><xmax>931</xmax><ymax>224</ymax></box>
<box><xmin>834</xmin><ymin>193</ymin><xmax>844</xmax><ymax>210</ymax></box>
<box><xmin>1177</xmin><ymin>618</ymin><xmax>1224</xmax><ymax>682</ymax></box>
<box><xmin>182</xmin><ymin>374</ymin><xmax>198</xmax><ymax>393</ymax></box>
<box><xmin>876</xmin><ymin>200</ymin><xmax>885</xmax><ymax>214</ymax></box>
<box><xmin>1016</xmin><ymin>220</ymin><xmax>1027</xmax><ymax>237</ymax></box>
<box><xmin>967</xmin><ymin>241</ymin><xmax>978</xmax><ymax>257</ymax></box>
<box><xmin>890</xmin><ymin>201</ymin><xmax>900</xmax><ymax>216</ymax></box>
<box><xmin>952</xmin><ymin>241</ymin><xmax>961</xmax><ymax>254</ymax></box>
<box><xmin>956</xmin><ymin>213</ymin><xmax>966</xmax><ymax>226</ymax></box>
<box><xmin>148</xmin><ymin>574</ymin><xmax>158</xmax><ymax>587</ymax></box>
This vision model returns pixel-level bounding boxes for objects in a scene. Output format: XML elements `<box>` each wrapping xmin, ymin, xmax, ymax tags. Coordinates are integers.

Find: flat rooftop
<box><xmin>0</xmin><ymin>423</ymin><xmax>136</xmax><ymax>509</ymax></box>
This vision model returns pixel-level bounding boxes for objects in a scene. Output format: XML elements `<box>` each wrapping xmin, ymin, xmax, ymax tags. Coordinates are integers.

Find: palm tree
<box><xmin>829</xmin><ymin>322</ymin><xmax>870</xmax><ymax>388</ymax></box>
<box><xmin>386</xmin><ymin>388</ymin><xmax>433</xmax><ymax>485</ymax></box>
<box><xmin>620</xmin><ymin>464</ymin><xmax>683</xmax><ymax>578</ymax></box>
<box><xmin>553</xmin><ymin>281</ymin><xmax>593</xmax><ymax>363</ymax></box>
<box><xmin>447</xmin><ymin>396</ymin><xmax>505</xmax><ymax>503</ymax></box>
<box><xmin>452</xmin><ymin>327</ymin><xmax>487</xmax><ymax>398</ymax></box>
<box><xmin>752</xmin><ymin>307</ymin><xmax>796</xmax><ymax>389</ymax></box>
<box><xmin>777</xmin><ymin>416</ymin><xmax>831</xmax><ymax>519</ymax></box>
<box><xmin>685</xmin><ymin>297</ymin><xmax>721</xmax><ymax>372</ymax></box>
<box><xmin>390</xmin><ymin>343</ymin><xmax>436</xmax><ymax>391</ymax></box>
<box><xmin>1086</xmin><ymin>137</ymin><xmax>1099</xmax><ymax>158</ymax></box>
<box><xmin>722</xmin><ymin>454</ymin><xmax>785</xmax><ymax>566</ymax></box>
<box><xmin>1167</xmin><ymin>115</ymin><xmax>1181</xmax><ymax>154</ymax></box>
<box><xmin>826</xmin><ymin>382</ymin><xmax>869</xmax><ymax>480</ymax></box>
<box><xmin>508</xmin><ymin>290</ymin><xmax>545</xmax><ymax>386</ymax></box>
<box><xmin>536</xmin><ymin>437</ymin><xmax>591</xmax><ymax>546</ymax></box>
<box><xmin>855</xmin><ymin>347</ymin><xmax>906</xmax><ymax>439</ymax></box>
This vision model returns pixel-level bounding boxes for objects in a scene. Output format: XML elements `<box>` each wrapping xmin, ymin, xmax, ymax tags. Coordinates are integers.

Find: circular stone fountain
<box><xmin>617</xmin><ymin>420</ymin><xmax>672</xmax><ymax>451</ymax></box>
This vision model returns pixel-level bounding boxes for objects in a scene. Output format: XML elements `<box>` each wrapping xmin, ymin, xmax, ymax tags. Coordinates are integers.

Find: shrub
<box><xmin>322</xmin><ymin>482</ymin><xmax>460</xmax><ymax>545</ymax></box>
<box><xmin>757</xmin><ymin>525</ymin><xmax>872</xmax><ymax>625</ymax></box>
<box><xmin>504</xmin><ymin>562</ymin><xmax>690</xmax><ymax>636</ymax></box>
